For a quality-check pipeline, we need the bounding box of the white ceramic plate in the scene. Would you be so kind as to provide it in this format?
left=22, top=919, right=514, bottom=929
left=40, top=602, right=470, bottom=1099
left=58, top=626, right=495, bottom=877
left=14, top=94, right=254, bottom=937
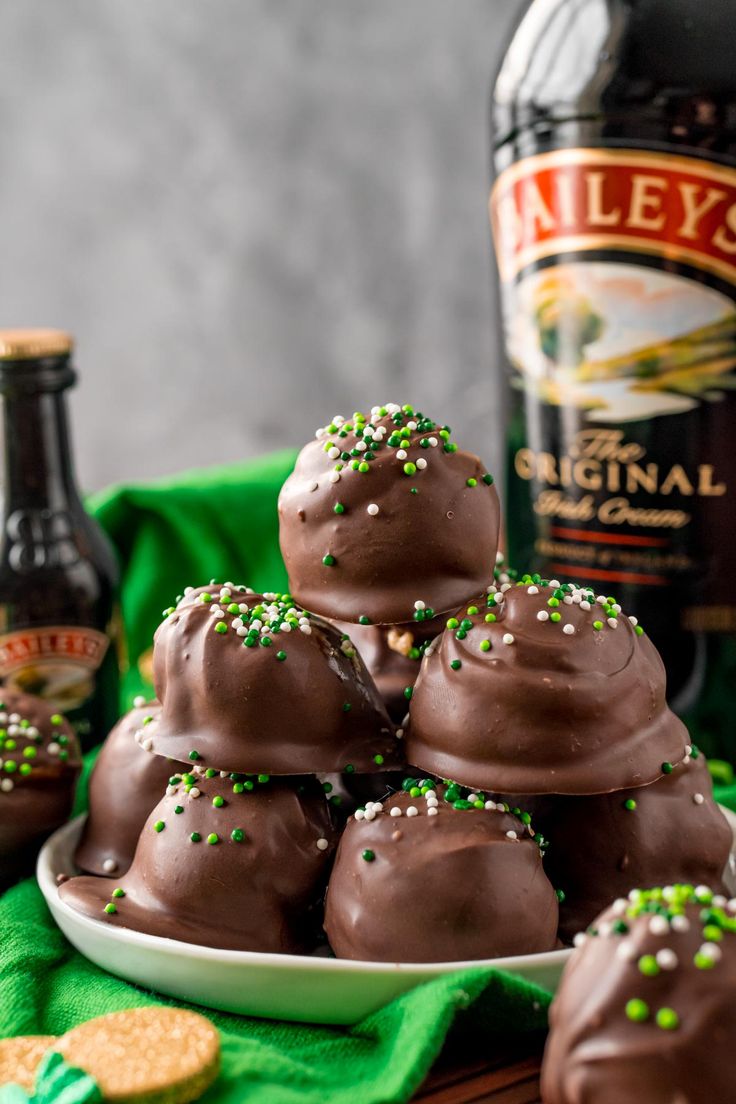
left=37, top=811, right=736, bottom=1026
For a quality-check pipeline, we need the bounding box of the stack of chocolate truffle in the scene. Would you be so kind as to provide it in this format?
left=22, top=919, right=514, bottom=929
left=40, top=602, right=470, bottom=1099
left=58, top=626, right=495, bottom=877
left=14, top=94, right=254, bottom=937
left=62, top=584, right=402, bottom=952
left=406, top=573, right=732, bottom=942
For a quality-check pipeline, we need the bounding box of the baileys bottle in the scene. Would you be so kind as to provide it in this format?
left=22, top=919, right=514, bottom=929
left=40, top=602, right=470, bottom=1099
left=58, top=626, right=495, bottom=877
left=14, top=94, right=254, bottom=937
left=491, top=0, right=736, bottom=760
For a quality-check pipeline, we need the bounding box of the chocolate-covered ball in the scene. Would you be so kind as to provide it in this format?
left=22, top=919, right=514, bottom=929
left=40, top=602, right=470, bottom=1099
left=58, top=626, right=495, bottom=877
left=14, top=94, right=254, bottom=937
left=541, top=885, right=736, bottom=1104
left=324, top=784, right=558, bottom=962
left=331, top=618, right=441, bottom=723
left=278, top=403, right=500, bottom=624
left=509, top=751, right=733, bottom=943
left=407, top=576, right=689, bottom=794
left=0, top=689, right=81, bottom=886
left=60, top=773, right=340, bottom=953
left=74, top=701, right=174, bottom=877
left=149, top=585, right=402, bottom=775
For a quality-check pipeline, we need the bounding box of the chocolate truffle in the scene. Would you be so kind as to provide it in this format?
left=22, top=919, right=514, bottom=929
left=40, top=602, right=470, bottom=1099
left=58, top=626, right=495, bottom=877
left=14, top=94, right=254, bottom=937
left=60, top=773, right=339, bottom=953
left=331, top=618, right=441, bottom=722
left=407, top=576, right=689, bottom=794
left=74, top=700, right=174, bottom=877
left=278, top=403, right=500, bottom=624
left=149, top=585, right=402, bottom=775
left=510, top=751, right=733, bottom=943
left=0, top=689, right=81, bottom=886
left=541, top=885, right=736, bottom=1104
left=324, top=782, right=558, bottom=962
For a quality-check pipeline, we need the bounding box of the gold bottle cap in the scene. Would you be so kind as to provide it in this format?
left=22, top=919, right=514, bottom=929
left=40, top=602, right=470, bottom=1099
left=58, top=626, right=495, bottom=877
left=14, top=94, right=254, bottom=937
left=0, top=329, right=73, bottom=360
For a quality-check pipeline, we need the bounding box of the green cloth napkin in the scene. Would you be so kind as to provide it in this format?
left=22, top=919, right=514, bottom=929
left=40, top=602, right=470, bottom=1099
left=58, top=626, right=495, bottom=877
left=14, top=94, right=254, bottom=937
left=0, top=453, right=553, bottom=1104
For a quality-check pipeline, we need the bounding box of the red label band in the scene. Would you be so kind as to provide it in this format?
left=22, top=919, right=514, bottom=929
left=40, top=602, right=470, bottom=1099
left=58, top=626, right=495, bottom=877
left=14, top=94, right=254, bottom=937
left=0, top=626, right=110, bottom=676
left=491, top=149, right=736, bottom=285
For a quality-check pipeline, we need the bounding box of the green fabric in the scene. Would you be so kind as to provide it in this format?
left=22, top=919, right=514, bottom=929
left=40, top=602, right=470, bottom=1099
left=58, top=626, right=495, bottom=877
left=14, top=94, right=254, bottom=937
left=0, top=1052, right=102, bottom=1104
left=0, top=453, right=733, bottom=1102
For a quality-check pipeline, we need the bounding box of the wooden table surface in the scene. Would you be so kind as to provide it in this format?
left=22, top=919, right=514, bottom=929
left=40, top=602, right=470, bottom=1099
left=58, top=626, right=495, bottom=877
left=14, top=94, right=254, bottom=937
left=414, top=1037, right=544, bottom=1103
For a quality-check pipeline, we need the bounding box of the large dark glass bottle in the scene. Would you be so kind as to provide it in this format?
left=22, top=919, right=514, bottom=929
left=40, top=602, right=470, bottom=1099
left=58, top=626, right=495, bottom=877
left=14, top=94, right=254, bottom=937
left=491, top=0, right=736, bottom=761
left=0, top=330, right=120, bottom=749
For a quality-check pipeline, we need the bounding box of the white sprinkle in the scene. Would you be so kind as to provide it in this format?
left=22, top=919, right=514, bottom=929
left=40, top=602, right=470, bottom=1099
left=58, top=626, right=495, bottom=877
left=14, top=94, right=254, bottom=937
left=414, top=600, right=426, bottom=610
left=612, top=603, right=622, bottom=613
left=395, top=727, right=404, bottom=739
left=367, top=503, right=380, bottom=516
left=649, top=916, right=669, bottom=935
left=573, top=933, right=587, bottom=948
left=484, top=800, right=497, bottom=810
left=407, top=421, right=417, bottom=431
left=502, top=633, right=515, bottom=645
left=528, top=586, right=538, bottom=595
left=607, top=618, right=618, bottom=629
left=563, top=595, right=574, bottom=605
left=713, top=895, right=727, bottom=908
left=133, top=695, right=146, bottom=708
left=390, top=807, right=402, bottom=817
left=0, top=779, right=13, bottom=793
left=537, top=610, right=549, bottom=622
left=693, top=792, right=705, bottom=805
left=699, top=942, right=722, bottom=961
left=428, top=437, right=438, bottom=447
left=396, top=449, right=407, bottom=461
left=184, top=587, right=194, bottom=596
left=316, top=838, right=329, bottom=851
left=406, top=807, right=418, bottom=817
left=7, top=725, right=19, bottom=737
left=426, top=797, right=438, bottom=808
left=47, top=742, right=60, bottom=756
left=416, top=458, right=427, bottom=470
left=102, top=858, right=117, bottom=873
left=505, top=830, right=518, bottom=840
left=611, top=899, right=628, bottom=916
left=166, top=784, right=177, bottom=796
left=580, top=600, right=591, bottom=611
left=629, top=616, right=638, bottom=626
left=671, top=915, right=690, bottom=933
left=427, top=807, right=438, bottom=817
left=220, top=771, right=229, bottom=778
left=300, top=625, right=312, bottom=635
left=231, top=618, right=243, bottom=630
left=239, top=603, right=249, bottom=614
left=8, top=714, right=20, bottom=724
left=328, top=447, right=340, bottom=460
left=656, top=949, right=678, bottom=971
left=727, top=899, right=736, bottom=913
left=695, top=885, right=711, bottom=900
left=468, top=794, right=479, bottom=804
left=355, top=440, right=367, bottom=452
left=617, top=940, right=637, bottom=962
left=363, top=809, right=376, bottom=821
left=308, top=481, right=318, bottom=492
left=548, top=580, right=560, bottom=589
left=189, top=787, right=200, bottom=799
left=354, top=809, right=365, bottom=821
left=562, top=624, right=575, bottom=635
left=329, top=472, right=341, bottom=483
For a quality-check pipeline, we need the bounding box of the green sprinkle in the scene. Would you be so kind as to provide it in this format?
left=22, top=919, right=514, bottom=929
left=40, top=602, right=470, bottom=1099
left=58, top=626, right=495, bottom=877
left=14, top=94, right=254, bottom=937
left=403, top=462, right=417, bottom=476
left=104, top=903, right=117, bottom=915
left=635, top=625, right=644, bottom=635
left=662, top=762, right=674, bottom=774
left=482, top=473, right=494, bottom=485
left=153, top=820, right=165, bottom=833
left=485, top=613, right=497, bottom=623
left=112, top=888, right=125, bottom=898
left=214, top=621, right=227, bottom=634
left=656, top=1008, right=679, bottom=1031
left=231, top=829, right=245, bottom=843
left=358, top=461, right=369, bottom=473
left=638, top=955, right=660, bottom=977
left=19, top=763, right=32, bottom=776
left=342, top=702, right=352, bottom=712
left=626, top=999, right=649, bottom=1023
left=450, top=659, right=462, bottom=671
left=190, top=832, right=202, bottom=843
left=232, top=783, right=244, bottom=794
left=624, top=799, right=637, bottom=811
left=205, top=768, right=217, bottom=778
left=174, top=805, right=184, bottom=814
left=556, top=889, right=566, bottom=903
left=480, top=639, right=491, bottom=652
left=276, top=650, right=287, bottom=661
left=404, top=687, right=413, bottom=700
left=344, top=764, right=355, bottom=774
left=188, top=750, right=200, bottom=761
left=373, top=754, right=384, bottom=765
left=22, top=746, right=37, bottom=759
left=258, top=774, right=270, bottom=783
left=446, top=618, right=459, bottom=630
left=550, top=612, right=561, bottom=622
left=593, top=621, right=603, bottom=631
left=322, top=554, right=336, bottom=566
left=358, top=615, right=371, bottom=625
left=213, top=795, right=225, bottom=808
left=333, top=503, right=345, bottom=514
left=694, top=953, right=716, bottom=970
left=466, top=478, right=477, bottom=487
left=207, top=833, right=219, bottom=845
left=362, top=850, right=375, bottom=862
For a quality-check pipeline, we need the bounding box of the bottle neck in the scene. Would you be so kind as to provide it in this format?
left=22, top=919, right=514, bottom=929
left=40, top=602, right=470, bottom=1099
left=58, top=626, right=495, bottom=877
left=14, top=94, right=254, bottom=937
left=2, top=387, right=81, bottom=512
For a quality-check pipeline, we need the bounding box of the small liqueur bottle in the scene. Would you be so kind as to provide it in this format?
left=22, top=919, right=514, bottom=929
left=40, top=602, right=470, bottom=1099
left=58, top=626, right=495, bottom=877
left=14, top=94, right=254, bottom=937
left=0, top=330, right=120, bottom=749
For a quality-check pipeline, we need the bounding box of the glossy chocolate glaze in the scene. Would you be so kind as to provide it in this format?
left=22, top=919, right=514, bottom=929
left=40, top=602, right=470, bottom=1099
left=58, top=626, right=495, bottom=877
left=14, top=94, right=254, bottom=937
left=501, top=752, right=732, bottom=943
left=278, top=404, right=500, bottom=624
left=541, top=886, right=736, bottom=1104
left=61, top=774, right=340, bottom=953
left=324, top=785, right=558, bottom=962
left=0, top=688, right=80, bottom=886
left=407, top=579, right=689, bottom=794
left=149, top=586, right=402, bottom=775
left=74, top=701, right=174, bottom=877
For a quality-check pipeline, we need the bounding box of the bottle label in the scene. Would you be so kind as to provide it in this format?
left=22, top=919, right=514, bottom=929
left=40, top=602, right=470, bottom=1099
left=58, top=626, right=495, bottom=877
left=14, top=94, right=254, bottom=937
left=0, top=625, right=110, bottom=711
left=491, top=147, right=736, bottom=624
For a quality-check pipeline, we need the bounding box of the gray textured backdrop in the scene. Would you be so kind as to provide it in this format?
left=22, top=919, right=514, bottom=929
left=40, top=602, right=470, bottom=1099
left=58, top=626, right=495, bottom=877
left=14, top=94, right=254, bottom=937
left=0, top=0, right=521, bottom=490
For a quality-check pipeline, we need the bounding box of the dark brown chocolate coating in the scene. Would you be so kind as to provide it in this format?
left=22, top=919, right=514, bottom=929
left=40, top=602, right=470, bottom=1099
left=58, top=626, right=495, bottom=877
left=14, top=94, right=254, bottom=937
left=0, top=689, right=80, bottom=887
left=331, top=618, right=441, bottom=723
left=407, top=580, right=689, bottom=794
left=503, top=753, right=732, bottom=943
left=149, top=586, right=402, bottom=775
left=74, top=701, right=175, bottom=877
left=541, top=886, right=736, bottom=1103
left=60, top=774, right=340, bottom=953
left=278, top=405, right=500, bottom=624
left=324, top=786, right=559, bottom=962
